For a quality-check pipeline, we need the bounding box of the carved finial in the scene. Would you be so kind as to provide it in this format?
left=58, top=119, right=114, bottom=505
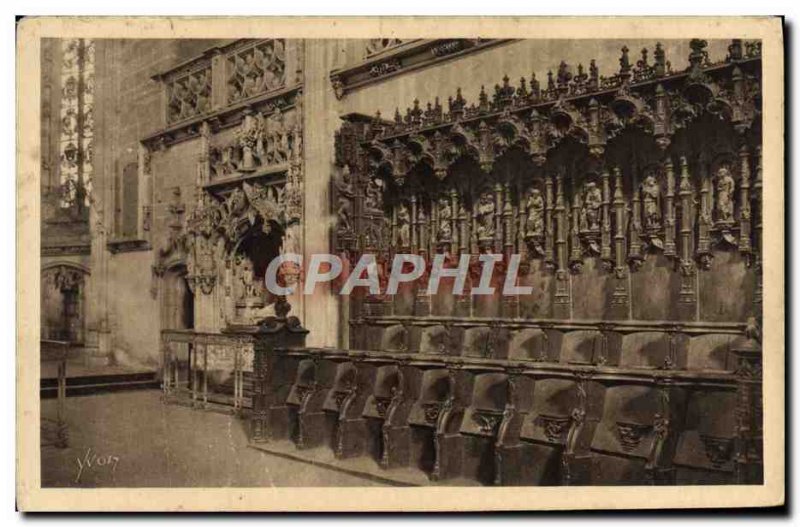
left=530, top=72, right=540, bottom=99
left=634, top=48, right=648, bottom=77
left=654, top=42, right=666, bottom=76
left=517, top=76, right=528, bottom=99
left=727, top=39, right=743, bottom=62
left=547, top=70, right=554, bottom=91
left=689, top=39, right=708, bottom=70
left=449, top=87, right=466, bottom=118
left=409, top=99, right=422, bottom=125
left=479, top=85, right=489, bottom=111
left=589, top=59, right=599, bottom=87
left=394, top=107, right=402, bottom=124
left=496, top=74, right=515, bottom=106
left=619, top=46, right=631, bottom=75
left=557, top=61, right=572, bottom=86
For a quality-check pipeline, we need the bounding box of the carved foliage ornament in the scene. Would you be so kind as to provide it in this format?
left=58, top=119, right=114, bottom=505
left=360, top=40, right=759, bottom=185
left=184, top=182, right=287, bottom=294
left=44, top=266, right=86, bottom=292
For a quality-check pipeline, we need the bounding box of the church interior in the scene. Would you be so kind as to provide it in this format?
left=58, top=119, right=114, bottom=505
left=40, top=37, right=764, bottom=487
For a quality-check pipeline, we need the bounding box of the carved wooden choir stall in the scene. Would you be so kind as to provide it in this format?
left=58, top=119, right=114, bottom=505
left=246, top=39, right=763, bottom=486
left=157, top=38, right=764, bottom=487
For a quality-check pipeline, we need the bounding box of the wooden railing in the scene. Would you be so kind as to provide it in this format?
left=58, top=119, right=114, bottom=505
left=40, top=339, right=75, bottom=448
left=160, top=329, right=256, bottom=414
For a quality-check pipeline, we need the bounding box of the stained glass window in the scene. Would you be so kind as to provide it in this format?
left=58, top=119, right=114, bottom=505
left=58, top=39, right=94, bottom=209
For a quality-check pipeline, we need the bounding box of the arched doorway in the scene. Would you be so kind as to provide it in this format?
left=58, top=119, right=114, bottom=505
left=41, top=264, right=88, bottom=343
left=160, top=263, right=195, bottom=394
left=162, top=263, right=194, bottom=331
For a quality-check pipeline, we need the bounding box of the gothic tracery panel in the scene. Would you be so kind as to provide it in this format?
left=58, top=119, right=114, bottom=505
left=226, top=39, right=286, bottom=104
left=166, top=63, right=212, bottom=124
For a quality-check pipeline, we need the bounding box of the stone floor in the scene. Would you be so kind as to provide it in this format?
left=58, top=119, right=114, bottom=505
left=41, top=357, right=154, bottom=379
left=40, top=390, right=384, bottom=487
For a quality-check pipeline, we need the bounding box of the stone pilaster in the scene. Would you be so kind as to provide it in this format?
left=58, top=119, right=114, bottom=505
left=83, top=39, right=113, bottom=366
left=301, top=39, right=342, bottom=347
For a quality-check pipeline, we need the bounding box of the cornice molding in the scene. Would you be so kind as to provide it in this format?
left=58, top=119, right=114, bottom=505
left=329, top=39, right=514, bottom=100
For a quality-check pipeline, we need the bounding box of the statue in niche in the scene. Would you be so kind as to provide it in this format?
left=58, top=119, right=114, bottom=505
left=475, top=190, right=496, bottom=241
left=187, top=234, right=222, bottom=295
left=238, top=257, right=262, bottom=300
left=641, top=172, right=662, bottom=230
left=437, top=197, right=453, bottom=242
left=525, top=188, right=545, bottom=238
left=335, top=167, right=354, bottom=233
left=579, top=181, right=602, bottom=232
left=235, top=112, right=264, bottom=172
left=242, top=181, right=283, bottom=235
left=226, top=187, right=248, bottom=218
left=715, top=165, right=736, bottom=225
left=396, top=203, right=411, bottom=248
left=364, top=177, right=384, bottom=212
left=265, top=111, right=290, bottom=166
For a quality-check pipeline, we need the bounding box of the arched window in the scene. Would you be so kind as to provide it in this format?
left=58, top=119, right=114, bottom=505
left=58, top=39, right=94, bottom=211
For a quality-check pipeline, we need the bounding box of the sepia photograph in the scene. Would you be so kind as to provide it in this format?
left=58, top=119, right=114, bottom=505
left=16, top=16, right=785, bottom=511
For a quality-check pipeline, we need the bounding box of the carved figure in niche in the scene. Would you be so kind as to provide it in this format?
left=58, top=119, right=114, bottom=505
left=242, top=181, right=283, bottom=235
left=235, top=113, right=265, bottom=172
left=641, top=172, right=662, bottom=230
left=239, top=258, right=261, bottom=298
left=234, top=255, right=261, bottom=300
left=194, top=237, right=217, bottom=275
left=264, top=111, right=289, bottom=166
left=580, top=181, right=602, bottom=232
left=187, top=233, right=222, bottom=294
left=715, top=165, right=736, bottom=225
left=475, top=190, right=496, bottom=241
left=525, top=188, right=545, bottom=238
left=364, top=177, right=384, bottom=212
left=396, top=203, right=411, bottom=248
left=437, top=197, right=453, bottom=242
left=335, top=167, right=355, bottom=233
left=225, top=187, right=249, bottom=218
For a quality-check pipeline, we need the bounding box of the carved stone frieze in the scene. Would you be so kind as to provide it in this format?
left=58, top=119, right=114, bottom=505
left=209, top=108, right=299, bottom=180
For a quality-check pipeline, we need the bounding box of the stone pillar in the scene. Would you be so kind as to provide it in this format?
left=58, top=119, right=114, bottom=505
left=301, top=39, right=342, bottom=347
